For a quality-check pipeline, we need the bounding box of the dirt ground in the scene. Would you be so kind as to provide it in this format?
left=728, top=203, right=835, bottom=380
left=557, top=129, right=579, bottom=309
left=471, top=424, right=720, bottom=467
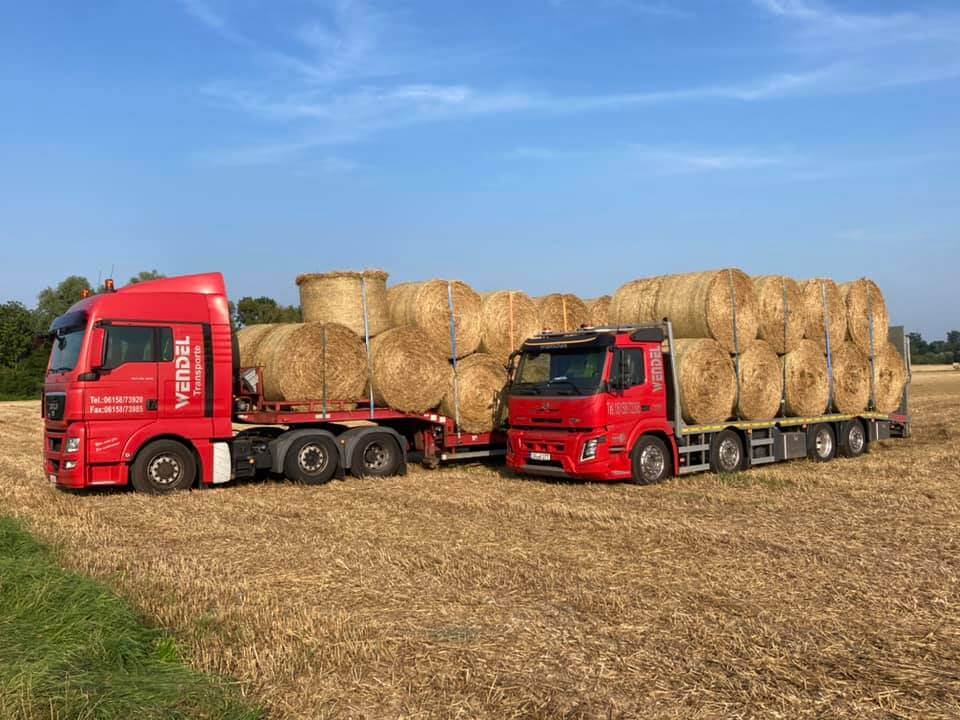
left=1, top=372, right=958, bottom=719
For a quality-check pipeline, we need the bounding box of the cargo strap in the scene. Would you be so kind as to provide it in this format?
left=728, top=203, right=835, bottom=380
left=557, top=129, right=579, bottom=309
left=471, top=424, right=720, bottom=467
left=321, top=325, right=328, bottom=418
left=447, top=281, right=462, bottom=433
left=727, top=270, right=742, bottom=419
left=821, top=281, right=834, bottom=411
left=781, top=278, right=789, bottom=414
left=508, top=291, right=516, bottom=351
left=561, top=295, right=568, bottom=332
left=867, top=280, right=877, bottom=411
left=361, top=276, right=374, bottom=419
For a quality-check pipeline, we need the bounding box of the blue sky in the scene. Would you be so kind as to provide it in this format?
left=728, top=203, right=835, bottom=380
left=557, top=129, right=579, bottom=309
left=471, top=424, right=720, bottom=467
left=1, top=0, right=957, bottom=338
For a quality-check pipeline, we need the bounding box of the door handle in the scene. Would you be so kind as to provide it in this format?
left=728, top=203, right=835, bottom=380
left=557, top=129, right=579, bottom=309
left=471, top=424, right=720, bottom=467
left=147, top=399, right=158, bottom=411
left=641, top=405, right=650, bottom=411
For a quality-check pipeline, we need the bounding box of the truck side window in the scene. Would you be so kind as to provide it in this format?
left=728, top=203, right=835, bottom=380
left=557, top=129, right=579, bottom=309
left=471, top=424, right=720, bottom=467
left=611, top=349, right=645, bottom=388
left=103, top=326, right=168, bottom=369
left=158, top=328, right=174, bottom=362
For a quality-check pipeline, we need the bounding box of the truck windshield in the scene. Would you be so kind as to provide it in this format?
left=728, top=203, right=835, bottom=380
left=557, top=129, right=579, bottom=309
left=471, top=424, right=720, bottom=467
left=48, top=326, right=86, bottom=374
left=512, top=347, right=607, bottom=396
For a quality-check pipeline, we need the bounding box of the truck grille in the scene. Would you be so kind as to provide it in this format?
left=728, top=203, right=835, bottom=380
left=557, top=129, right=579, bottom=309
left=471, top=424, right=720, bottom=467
left=45, top=393, right=66, bottom=421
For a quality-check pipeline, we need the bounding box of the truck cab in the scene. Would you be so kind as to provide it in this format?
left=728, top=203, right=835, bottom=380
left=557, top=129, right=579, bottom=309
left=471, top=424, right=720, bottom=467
left=506, top=326, right=676, bottom=482
left=43, top=273, right=235, bottom=491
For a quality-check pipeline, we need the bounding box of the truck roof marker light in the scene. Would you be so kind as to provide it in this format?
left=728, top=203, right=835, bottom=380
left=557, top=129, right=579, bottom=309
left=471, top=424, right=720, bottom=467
left=80, top=289, right=91, bottom=299
left=104, top=278, right=115, bottom=292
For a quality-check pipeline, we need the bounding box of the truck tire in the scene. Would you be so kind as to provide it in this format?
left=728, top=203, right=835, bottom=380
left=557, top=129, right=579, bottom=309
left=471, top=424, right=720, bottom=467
left=838, top=419, right=867, bottom=458
left=351, top=432, right=402, bottom=478
left=131, top=439, right=196, bottom=494
left=284, top=435, right=339, bottom=485
left=807, top=423, right=836, bottom=462
left=630, top=436, right=672, bottom=485
left=710, top=430, right=744, bottom=474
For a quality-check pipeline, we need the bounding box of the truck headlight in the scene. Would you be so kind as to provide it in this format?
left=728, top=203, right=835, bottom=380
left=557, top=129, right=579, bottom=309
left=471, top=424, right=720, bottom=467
left=65, top=438, right=81, bottom=453
left=63, top=460, right=77, bottom=470
left=581, top=436, right=605, bottom=461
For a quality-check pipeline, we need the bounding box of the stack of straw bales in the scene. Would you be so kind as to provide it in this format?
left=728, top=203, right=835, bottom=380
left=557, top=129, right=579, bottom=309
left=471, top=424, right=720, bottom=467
left=242, top=264, right=906, bottom=431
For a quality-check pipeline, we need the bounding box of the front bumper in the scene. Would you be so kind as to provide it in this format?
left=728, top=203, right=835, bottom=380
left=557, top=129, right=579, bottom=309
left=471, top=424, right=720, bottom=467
left=44, top=423, right=86, bottom=489
left=506, top=429, right=626, bottom=481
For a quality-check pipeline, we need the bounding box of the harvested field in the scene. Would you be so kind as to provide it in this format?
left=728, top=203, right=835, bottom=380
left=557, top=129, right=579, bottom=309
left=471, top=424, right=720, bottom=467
left=1, top=372, right=959, bottom=719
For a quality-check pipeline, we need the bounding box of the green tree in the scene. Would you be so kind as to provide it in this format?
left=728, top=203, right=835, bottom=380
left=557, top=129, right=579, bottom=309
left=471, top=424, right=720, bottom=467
left=35, top=276, right=92, bottom=332
left=0, top=302, right=36, bottom=368
left=234, top=296, right=301, bottom=326
left=947, top=330, right=960, bottom=348
left=127, top=270, right=165, bottom=285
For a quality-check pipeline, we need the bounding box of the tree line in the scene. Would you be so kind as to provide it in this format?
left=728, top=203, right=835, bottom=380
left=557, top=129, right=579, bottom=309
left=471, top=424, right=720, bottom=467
left=0, top=273, right=300, bottom=399
left=908, top=331, right=960, bottom=365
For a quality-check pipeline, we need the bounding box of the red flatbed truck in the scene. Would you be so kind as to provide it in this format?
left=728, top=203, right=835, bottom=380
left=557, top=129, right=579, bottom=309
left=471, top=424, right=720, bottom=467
left=505, top=322, right=911, bottom=483
left=42, top=272, right=504, bottom=493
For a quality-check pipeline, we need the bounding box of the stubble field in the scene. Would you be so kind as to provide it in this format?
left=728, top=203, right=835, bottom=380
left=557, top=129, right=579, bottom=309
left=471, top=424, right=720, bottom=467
left=1, top=370, right=958, bottom=719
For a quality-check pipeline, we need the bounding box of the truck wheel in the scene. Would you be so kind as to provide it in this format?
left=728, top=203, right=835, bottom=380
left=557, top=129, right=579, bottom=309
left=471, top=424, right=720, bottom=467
left=839, top=420, right=867, bottom=458
left=807, top=423, right=836, bottom=462
left=131, top=439, right=196, bottom=494
left=352, top=433, right=402, bottom=478
left=710, top=430, right=744, bottom=474
left=630, top=436, right=672, bottom=485
left=284, top=435, right=338, bottom=485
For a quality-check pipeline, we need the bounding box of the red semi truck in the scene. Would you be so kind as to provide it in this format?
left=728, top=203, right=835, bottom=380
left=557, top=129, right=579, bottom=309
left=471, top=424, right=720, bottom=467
left=505, top=323, right=911, bottom=483
left=42, top=272, right=910, bottom=492
left=42, top=273, right=503, bottom=493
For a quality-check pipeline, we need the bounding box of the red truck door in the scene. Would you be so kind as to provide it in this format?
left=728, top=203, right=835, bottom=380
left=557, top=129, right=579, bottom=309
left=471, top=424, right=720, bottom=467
left=84, top=324, right=167, bottom=466
left=158, top=324, right=207, bottom=418
left=605, top=345, right=657, bottom=452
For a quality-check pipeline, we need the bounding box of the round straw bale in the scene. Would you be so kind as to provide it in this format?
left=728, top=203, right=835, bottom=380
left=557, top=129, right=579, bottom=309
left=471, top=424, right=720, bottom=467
left=832, top=341, right=871, bottom=414
left=536, top=294, right=588, bottom=333
left=585, top=296, right=612, bottom=326
left=237, top=324, right=279, bottom=367
left=839, top=278, right=889, bottom=352
left=387, top=280, right=482, bottom=358
left=258, top=324, right=301, bottom=401
left=479, top=291, right=541, bottom=363
left=669, top=338, right=736, bottom=425
left=780, top=339, right=829, bottom=417
left=608, top=278, right=662, bottom=326
left=873, top=341, right=908, bottom=413
left=442, top=353, right=508, bottom=433
left=655, top=270, right=759, bottom=353
left=752, top=275, right=804, bottom=354
left=369, top=327, right=452, bottom=413
left=736, top=340, right=782, bottom=421
left=800, top=279, right=847, bottom=353
left=296, top=270, right=391, bottom=337
left=260, top=322, right=366, bottom=405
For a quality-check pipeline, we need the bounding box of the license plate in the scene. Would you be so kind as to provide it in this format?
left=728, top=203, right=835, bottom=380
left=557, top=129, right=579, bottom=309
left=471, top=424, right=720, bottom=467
left=530, top=452, right=551, bottom=461
left=48, top=474, right=57, bottom=484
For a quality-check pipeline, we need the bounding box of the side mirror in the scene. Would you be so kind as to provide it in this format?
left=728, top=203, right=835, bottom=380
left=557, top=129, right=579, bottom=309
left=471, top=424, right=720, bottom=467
left=88, top=327, right=106, bottom=371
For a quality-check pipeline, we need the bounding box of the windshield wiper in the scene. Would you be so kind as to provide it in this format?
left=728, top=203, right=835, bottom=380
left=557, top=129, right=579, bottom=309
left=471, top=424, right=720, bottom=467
left=546, top=379, right=582, bottom=395
left=511, top=383, right=542, bottom=395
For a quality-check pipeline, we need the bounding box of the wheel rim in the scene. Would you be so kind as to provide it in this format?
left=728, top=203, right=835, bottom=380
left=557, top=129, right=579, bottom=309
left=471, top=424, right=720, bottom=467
left=640, top=445, right=664, bottom=480
left=148, top=454, right=183, bottom=487
left=297, top=443, right=328, bottom=475
left=816, top=429, right=834, bottom=458
left=848, top=424, right=865, bottom=454
left=363, top=441, right=390, bottom=471
left=719, top=437, right=741, bottom=471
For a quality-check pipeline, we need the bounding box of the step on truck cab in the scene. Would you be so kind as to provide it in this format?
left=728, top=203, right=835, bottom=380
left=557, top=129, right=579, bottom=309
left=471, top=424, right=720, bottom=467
left=43, top=272, right=504, bottom=493
left=505, top=322, right=910, bottom=483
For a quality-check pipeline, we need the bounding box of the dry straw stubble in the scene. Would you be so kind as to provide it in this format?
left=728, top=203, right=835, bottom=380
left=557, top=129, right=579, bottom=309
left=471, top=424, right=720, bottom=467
left=479, top=291, right=541, bottom=363
left=369, top=327, right=452, bottom=413
left=736, top=340, right=782, bottom=421
left=441, top=353, right=508, bottom=433
left=670, top=338, right=736, bottom=424
left=752, top=275, right=804, bottom=354
left=800, top=278, right=847, bottom=352
left=655, top=270, right=759, bottom=353
left=781, top=338, right=829, bottom=416
left=840, top=278, right=889, bottom=352
left=536, top=294, right=588, bottom=333
left=608, top=278, right=661, bottom=326
left=297, top=270, right=391, bottom=338
left=388, top=280, right=482, bottom=358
